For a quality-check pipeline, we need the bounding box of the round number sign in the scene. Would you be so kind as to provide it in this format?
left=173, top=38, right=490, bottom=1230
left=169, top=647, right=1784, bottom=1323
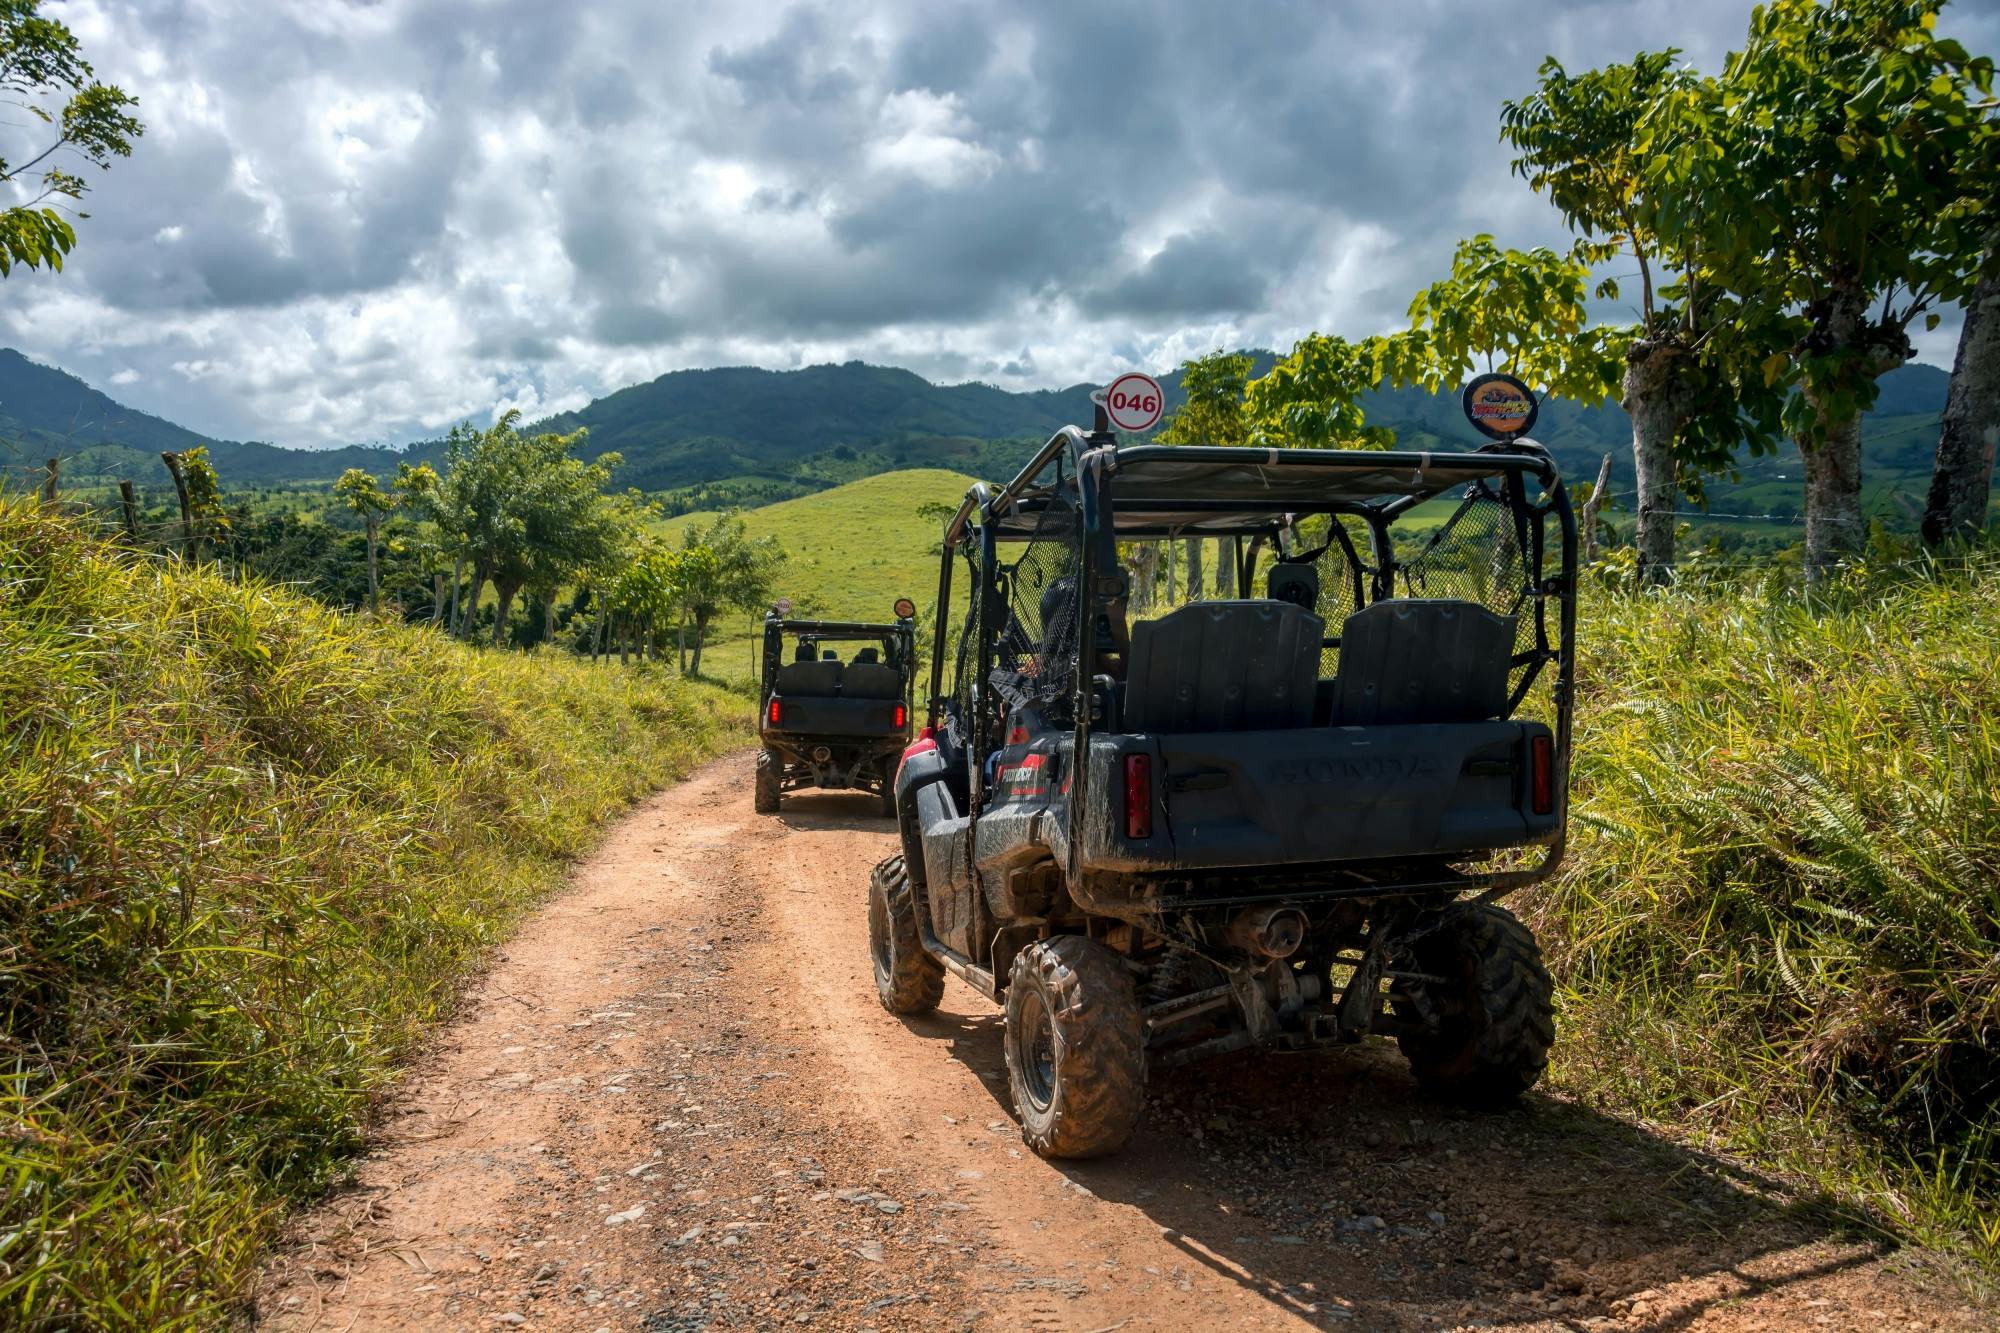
left=1461, top=373, right=1539, bottom=441
left=774, top=598, right=792, bottom=613
left=1103, top=372, right=1165, bottom=433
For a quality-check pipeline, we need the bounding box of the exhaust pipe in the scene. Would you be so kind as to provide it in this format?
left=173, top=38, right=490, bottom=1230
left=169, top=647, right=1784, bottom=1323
left=1228, top=906, right=1306, bottom=959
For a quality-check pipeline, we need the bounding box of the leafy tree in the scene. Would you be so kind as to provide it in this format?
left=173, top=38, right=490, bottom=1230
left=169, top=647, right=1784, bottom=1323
left=1678, top=0, right=1994, bottom=576
left=676, top=512, right=783, bottom=676
left=333, top=467, right=399, bottom=614
left=1501, top=56, right=1783, bottom=583
left=1, top=0, right=143, bottom=276
left=1244, top=334, right=1405, bottom=450
left=1157, top=351, right=1256, bottom=599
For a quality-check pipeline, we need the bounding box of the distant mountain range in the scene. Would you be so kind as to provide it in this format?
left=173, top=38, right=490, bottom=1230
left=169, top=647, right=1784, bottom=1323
left=1, top=345, right=1952, bottom=505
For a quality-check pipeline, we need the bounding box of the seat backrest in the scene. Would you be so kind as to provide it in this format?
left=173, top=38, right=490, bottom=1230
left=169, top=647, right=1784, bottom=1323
left=844, top=662, right=903, bottom=700
left=1330, top=599, right=1515, bottom=725
left=775, top=660, right=843, bottom=698
left=1124, top=600, right=1322, bottom=734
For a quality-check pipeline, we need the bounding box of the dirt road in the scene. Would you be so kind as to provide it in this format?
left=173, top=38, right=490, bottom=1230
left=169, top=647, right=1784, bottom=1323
left=259, top=752, right=1983, bottom=1331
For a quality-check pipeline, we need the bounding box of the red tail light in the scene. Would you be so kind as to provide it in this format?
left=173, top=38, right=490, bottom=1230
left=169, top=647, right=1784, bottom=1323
left=893, top=704, right=907, bottom=729
left=1124, top=754, right=1153, bottom=839
left=767, top=697, right=782, bottom=726
left=1529, top=734, right=1554, bottom=815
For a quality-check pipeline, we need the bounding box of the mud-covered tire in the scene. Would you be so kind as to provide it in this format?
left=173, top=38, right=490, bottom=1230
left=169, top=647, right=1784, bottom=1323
left=1004, top=936, right=1147, bottom=1159
left=1395, top=903, right=1555, bottom=1105
left=868, top=855, right=944, bottom=1015
left=754, top=748, right=782, bottom=814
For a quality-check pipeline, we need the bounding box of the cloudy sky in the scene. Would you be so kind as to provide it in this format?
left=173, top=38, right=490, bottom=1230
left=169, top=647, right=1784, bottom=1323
left=4, top=0, right=1993, bottom=449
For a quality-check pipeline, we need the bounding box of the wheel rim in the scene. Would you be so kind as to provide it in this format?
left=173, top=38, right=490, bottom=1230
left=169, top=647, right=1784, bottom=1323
left=1012, top=987, right=1058, bottom=1112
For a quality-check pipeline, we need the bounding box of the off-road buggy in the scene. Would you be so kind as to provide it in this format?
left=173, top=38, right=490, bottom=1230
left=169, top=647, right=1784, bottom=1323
left=870, top=390, right=1576, bottom=1158
left=756, top=603, right=918, bottom=816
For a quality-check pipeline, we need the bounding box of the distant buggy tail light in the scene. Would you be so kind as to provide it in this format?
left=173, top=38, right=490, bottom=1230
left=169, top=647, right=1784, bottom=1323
left=1124, top=754, right=1153, bottom=839
left=767, top=697, right=782, bottom=727
left=893, top=703, right=907, bottom=729
left=1529, top=733, right=1554, bottom=816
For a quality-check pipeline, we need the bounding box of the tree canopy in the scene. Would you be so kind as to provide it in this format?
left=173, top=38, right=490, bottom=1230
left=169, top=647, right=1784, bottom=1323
left=0, top=0, right=143, bottom=276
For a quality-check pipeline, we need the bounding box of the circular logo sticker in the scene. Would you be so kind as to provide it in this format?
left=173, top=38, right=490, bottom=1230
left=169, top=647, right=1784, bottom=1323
left=1103, top=372, right=1165, bottom=433
left=1461, top=373, right=1539, bottom=441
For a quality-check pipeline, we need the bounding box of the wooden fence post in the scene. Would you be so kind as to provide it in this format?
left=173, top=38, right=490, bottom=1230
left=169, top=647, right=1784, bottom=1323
left=1581, top=452, right=1613, bottom=564
left=42, top=457, right=59, bottom=505
left=119, top=480, right=140, bottom=543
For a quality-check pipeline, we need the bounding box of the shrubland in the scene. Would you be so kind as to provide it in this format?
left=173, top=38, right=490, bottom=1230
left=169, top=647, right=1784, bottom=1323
left=1539, top=555, right=1999, bottom=1268
left=0, top=497, right=747, bottom=1327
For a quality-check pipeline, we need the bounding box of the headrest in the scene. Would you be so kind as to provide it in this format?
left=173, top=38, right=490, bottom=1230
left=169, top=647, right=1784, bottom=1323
left=794, top=643, right=814, bottom=662
left=853, top=647, right=880, bottom=664
left=1268, top=562, right=1319, bottom=610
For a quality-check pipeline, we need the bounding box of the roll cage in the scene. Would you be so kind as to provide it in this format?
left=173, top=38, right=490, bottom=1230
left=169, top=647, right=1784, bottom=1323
left=924, top=422, right=1579, bottom=894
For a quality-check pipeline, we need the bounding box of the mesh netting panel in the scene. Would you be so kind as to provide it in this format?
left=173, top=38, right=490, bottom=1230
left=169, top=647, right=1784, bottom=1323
left=1393, top=481, right=1550, bottom=719
left=990, top=500, right=1083, bottom=714
left=1305, top=514, right=1376, bottom=676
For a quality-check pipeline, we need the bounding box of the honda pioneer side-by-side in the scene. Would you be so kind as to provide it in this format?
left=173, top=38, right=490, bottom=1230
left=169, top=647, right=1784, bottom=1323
left=756, top=602, right=918, bottom=816
left=870, top=378, right=1576, bottom=1158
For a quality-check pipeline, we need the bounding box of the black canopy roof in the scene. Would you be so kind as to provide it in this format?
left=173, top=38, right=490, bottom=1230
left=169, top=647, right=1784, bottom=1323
left=984, top=442, right=1558, bottom=540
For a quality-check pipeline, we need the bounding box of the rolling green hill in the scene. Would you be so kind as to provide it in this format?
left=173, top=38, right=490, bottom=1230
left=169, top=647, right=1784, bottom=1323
left=1, top=346, right=1966, bottom=539
left=658, top=468, right=973, bottom=683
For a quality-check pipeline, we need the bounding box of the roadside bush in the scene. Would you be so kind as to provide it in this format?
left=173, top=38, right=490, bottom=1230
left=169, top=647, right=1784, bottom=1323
left=0, top=497, right=746, bottom=1327
left=1537, top=556, right=2000, bottom=1263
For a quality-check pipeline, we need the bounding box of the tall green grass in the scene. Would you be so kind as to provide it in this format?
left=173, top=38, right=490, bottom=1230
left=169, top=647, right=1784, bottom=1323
left=1537, top=557, right=2000, bottom=1265
left=0, top=497, right=748, bottom=1328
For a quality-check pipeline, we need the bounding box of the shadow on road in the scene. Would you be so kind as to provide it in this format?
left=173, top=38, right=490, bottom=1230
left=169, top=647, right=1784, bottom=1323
left=772, top=791, right=898, bottom=835
left=895, top=999, right=1882, bottom=1327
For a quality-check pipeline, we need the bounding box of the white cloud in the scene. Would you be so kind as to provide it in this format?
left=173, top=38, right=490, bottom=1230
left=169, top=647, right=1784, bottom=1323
left=1, top=0, right=1988, bottom=448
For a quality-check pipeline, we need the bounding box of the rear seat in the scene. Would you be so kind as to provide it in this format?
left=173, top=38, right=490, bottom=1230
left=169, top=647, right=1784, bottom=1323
left=775, top=659, right=842, bottom=697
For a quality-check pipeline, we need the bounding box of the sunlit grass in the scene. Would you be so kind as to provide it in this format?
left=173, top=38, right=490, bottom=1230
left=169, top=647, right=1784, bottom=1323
left=1532, top=557, right=2000, bottom=1273
left=0, top=495, right=749, bottom=1327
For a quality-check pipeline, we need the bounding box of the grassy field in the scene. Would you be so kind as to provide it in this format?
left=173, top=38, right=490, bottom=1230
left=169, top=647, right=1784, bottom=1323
left=0, top=496, right=750, bottom=1328
left=660, top=467, right=975, bottom=684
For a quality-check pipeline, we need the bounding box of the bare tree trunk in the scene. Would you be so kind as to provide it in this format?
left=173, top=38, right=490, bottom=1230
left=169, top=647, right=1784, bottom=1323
left=364, top=516, right=380, bottom=613
left=1165, top=540, right=1177, bottom=604
left=1581, top=453, right=1613, bottom=564
left=689, top=610, right=710, bottom=676
left=462, top=569, right=488, bottom=641
left=1923, top=249, right=1999, bottom=547
left=160, top=452, right=195, bottom=560
left=1798, top=410, right=1869, bottom=580
left=448, top=554, right=466, bottom=631
left=617, top=615, right=629, bottom=666
left=1185, top=538, right=1204, bottom=602
left=678, top=623, right=687, bottom=673
left=1624, top=340, right=1688, bottom=586
left=492, top=584, right=516, bottom=647
left=544, top=595, right=557, bottom=647
left=42, top=457, right=58, bottom=505
left=119, top=480, right=139, bottom=544
left=431, top=573, right=446, bottom=623
left=1798, top=290, right=1901, bottom=581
